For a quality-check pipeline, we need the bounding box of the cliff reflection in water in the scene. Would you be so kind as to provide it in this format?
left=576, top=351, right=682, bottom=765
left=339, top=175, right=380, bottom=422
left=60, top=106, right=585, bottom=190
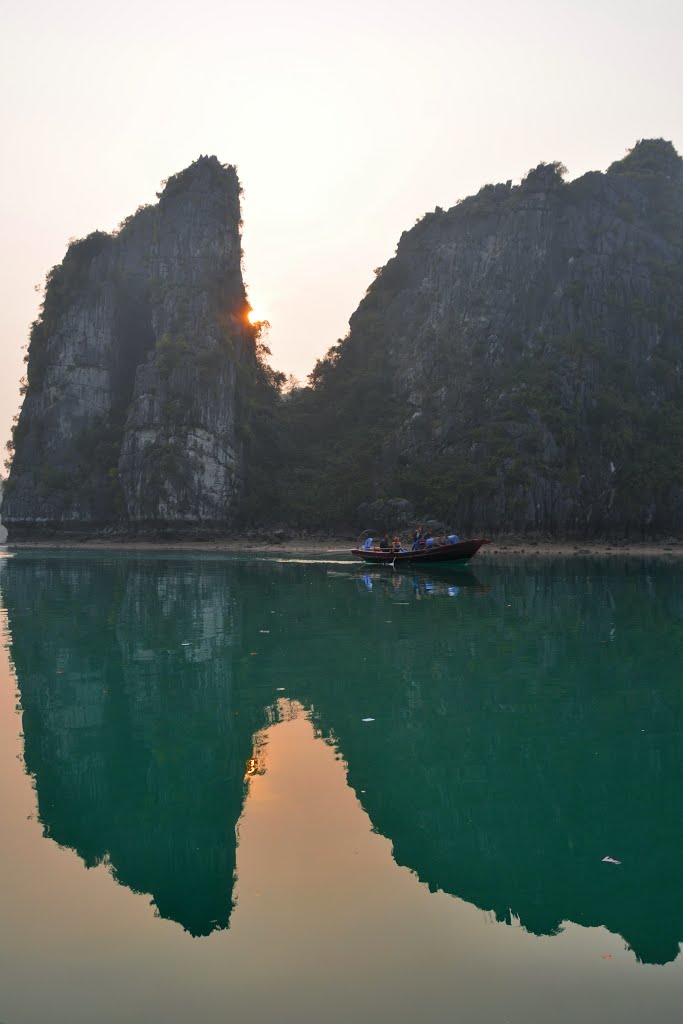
left=2, top=556, right=269, bottom=936
left=2, top=553, right=683, bottom=962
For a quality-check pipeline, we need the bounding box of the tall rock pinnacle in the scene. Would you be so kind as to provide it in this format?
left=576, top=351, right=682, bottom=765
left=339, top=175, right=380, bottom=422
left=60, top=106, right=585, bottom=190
left=4, top=157, right=253, bottom=532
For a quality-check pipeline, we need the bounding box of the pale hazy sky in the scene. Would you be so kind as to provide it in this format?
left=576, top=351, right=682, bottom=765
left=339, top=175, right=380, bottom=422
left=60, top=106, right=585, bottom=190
left=1, top=0, right=681, bottom=459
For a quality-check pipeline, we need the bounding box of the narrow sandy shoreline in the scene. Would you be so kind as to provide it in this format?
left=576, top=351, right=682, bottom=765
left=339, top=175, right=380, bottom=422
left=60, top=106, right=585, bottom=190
left=4, top=537, right=683, bottom=559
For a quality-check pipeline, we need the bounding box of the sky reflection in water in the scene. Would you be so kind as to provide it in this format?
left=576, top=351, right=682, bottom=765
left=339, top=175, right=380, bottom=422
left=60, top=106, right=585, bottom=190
left=0, top=551, right=682, bottom=1023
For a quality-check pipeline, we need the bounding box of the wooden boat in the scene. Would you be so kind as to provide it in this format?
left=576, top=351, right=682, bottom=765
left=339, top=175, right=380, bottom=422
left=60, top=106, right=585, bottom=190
left=351, top=538, right=490, bottom=565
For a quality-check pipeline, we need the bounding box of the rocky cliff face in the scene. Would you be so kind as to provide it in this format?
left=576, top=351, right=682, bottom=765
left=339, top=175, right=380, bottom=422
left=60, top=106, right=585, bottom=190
left=4, top=157, right=253, bottom=532
left=6, top=141, right=683, bottom=538
left=288, top=139, right=683, bottom=536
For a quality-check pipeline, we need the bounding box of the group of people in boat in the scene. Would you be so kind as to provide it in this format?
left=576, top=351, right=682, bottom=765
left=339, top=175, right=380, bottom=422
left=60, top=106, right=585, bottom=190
left=362, top=526, right=460, bottom=553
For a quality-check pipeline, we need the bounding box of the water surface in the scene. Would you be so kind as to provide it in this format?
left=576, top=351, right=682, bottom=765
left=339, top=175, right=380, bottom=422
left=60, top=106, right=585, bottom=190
left=0, top=551, right=682, bottom=1022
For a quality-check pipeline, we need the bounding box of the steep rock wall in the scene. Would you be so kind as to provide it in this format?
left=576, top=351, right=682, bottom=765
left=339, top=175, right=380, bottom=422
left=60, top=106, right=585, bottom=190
left=4, top=157, right=251, bottom=531
left=6, top=140, right=683, bottom=538
left=289, top=140, right=683, bottom=536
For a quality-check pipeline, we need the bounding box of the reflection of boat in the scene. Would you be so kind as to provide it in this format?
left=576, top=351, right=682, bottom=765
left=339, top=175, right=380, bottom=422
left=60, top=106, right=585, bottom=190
left=351, top=538, right=490, bottom=565
left=357, top=568, right=490, bottom=596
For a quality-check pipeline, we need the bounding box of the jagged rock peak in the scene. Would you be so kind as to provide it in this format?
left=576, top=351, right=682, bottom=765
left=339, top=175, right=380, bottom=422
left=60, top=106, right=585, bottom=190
left=520, top=161, right=568, bottom=191
left=3, top=153, right=255, bottom=533
left=157, top=155, right=241, bottom=203
left=608, top=138, right=682, bottom=179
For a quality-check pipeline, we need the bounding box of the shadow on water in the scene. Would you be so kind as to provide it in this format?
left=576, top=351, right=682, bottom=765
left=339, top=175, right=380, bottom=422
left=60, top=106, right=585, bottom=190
left=1, top=552, right=682, bottom=962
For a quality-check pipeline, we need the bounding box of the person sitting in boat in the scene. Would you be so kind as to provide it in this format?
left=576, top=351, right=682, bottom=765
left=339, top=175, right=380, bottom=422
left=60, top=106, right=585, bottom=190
left=379, top=534, right=391, bottom=550
left=412, top=527, right=425, bottom=551
left=392, top=535, right=404, bottom=553
left=446, top=533, right=460, bottom=544
left=424, top=532, right=438, bottom=548
left=363, top=536, right=374, bottom=551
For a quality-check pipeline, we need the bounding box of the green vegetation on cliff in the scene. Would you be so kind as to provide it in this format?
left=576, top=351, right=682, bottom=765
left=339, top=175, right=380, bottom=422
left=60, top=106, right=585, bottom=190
left=265, top=139, right=683, bottom=537
left=5, top=140, right=683, bottom=537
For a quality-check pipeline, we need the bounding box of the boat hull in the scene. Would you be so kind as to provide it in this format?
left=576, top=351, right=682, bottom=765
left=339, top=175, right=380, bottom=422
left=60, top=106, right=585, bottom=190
left=351, top=538, right=490, bottom=565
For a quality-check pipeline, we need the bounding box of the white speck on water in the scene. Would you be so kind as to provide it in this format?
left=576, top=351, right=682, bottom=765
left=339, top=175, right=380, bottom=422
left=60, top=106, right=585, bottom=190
left=181, top=642, right=190, bottom=646
left=259, top=630, right=270, bottom=634
left=362, top=718, right=375, bottom=722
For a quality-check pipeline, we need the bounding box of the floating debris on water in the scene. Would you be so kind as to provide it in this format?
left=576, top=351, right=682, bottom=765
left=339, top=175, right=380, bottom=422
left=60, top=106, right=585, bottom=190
left=602, top=856, right=621, bottom=865
left=362, top=717, right=375, bottom=722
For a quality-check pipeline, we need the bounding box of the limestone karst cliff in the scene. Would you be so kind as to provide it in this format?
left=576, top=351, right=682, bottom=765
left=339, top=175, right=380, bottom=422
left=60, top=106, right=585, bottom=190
left=3, top=156, right=260, bottom=532
left=282, top=139, right=683, bottom=536
left=5, top=140, right=683, bottom=537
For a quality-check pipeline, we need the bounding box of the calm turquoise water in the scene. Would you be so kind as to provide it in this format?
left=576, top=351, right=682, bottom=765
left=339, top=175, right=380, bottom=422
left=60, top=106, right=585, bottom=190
left=0, top=551, right=682, bottom=1022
